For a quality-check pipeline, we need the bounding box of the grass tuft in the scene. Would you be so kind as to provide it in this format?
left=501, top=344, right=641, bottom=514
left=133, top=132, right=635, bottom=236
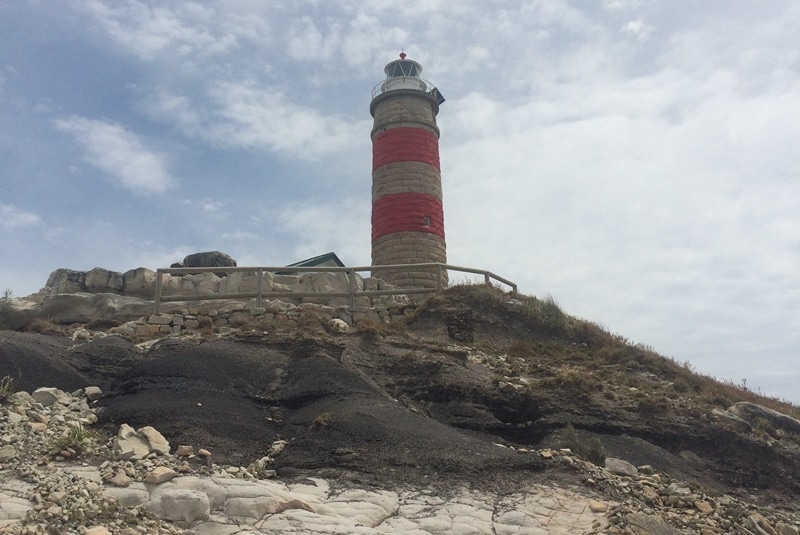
left=561, top=422, right=607, bottom=466
left=0, top=375, right=16, bottom=405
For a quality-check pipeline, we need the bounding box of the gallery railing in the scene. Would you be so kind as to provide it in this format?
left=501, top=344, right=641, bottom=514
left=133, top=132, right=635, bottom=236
left=153, top=263, right=516, bottom=314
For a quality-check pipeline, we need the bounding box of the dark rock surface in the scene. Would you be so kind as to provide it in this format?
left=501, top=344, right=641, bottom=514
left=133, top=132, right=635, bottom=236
left=1, top=288, right=799, bottom=506
left=182, top=251, right=237, bottom=269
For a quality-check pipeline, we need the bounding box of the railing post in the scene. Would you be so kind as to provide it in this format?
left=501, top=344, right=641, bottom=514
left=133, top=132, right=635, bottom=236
left=154, top=269, right=163, bottom=315
left=484, top=272, right=491, bottom=285
left=437, top=264, right=443, bottom=290
left=348, top=269, right=356, bottom=307
left=256, top=268, right=263, bottom=308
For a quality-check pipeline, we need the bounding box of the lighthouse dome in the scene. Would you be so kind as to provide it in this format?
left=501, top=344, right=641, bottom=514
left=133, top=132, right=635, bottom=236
left=379, top=53, right=427, bottom=93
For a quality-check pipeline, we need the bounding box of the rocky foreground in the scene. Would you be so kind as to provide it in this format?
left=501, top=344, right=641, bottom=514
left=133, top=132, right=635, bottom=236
left=2, top=284, right=800, bottom=534
left=2, top=385, right=799, bottom=534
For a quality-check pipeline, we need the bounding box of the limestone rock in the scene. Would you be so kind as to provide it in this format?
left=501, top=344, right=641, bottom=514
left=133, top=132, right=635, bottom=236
left=109, top=470, right=134, bottom=487
left=329, top=318, right=349, bottom=332
left=605, top=457, right=639, bottom=478
left=114, top=424, right=151, bottom=460
left=139, top=426, right=170, bottom=455
left=41, top=292, right=152, bottom=324
left=32, top=387, right=69, bottom=407
left=777, top=524, right=800, bottom=535
left=728, top=402, right=800, bottom=435
left=113, top=424, right=170, bottom=460
left=712, top=407, right=753, bottom=433
left=219, top=271, right=272, bottom=295
left=44, top=268, right=86, bottom=295
left=175, top=445, right=194, bottom=457
left=146, top=489, right=211, bottom=525
left=72, top=327, right=91, bottom=341
left=0, top=444, right=17, bottom=462
left=589, top=500, right=608, bottom=512
left=84, top=386, right=103, bottom=402
left=625, top=512, right=684, bottom=534
left=746, top=513, right=779, bottom=535
left=85, top=267, right=124, bottom=294
left=145, top=466, right=177, bottom=484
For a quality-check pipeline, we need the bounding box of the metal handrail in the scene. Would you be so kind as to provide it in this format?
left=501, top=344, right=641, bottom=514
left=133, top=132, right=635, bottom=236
left=153, top=263, right=516, bottom=315
left=371, top=77, right=438, bottom=99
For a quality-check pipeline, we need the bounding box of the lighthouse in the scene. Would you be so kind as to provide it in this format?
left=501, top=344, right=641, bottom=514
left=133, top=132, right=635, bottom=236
left=370, top=53, right=447, bottom=288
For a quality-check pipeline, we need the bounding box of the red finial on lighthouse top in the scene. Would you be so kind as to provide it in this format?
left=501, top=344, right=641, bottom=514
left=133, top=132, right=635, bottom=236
left=399, top=52, right=407, bottom=60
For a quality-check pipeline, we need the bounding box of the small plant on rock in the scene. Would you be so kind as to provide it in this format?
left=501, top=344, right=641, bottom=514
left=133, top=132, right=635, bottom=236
left=24, top=317, right=64, bottom=335
left=561, top=422, right=607, bottom=466
left=0, top=375, right=16, bottom=404
left=0, top=289, right=12, bottom=329
left=312, top=412, right=332, bottom=428
left=53, top=422, right=94, bottom=457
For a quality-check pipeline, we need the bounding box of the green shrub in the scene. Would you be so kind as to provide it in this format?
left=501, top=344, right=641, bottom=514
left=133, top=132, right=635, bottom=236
left=53, top=423, right=93, bottom=456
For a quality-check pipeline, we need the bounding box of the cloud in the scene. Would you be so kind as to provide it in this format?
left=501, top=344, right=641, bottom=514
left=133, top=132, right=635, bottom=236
left=602, top=0, right=640, bottom=11
left=622, top=19, right=654, bottom=42
left=0, top=204, right=42, bottom=231
left=141, top=82, right=369, bottom=158
left=79, top=0, right=242, bottom=61
left=54, top=115, right=175, bottom=194
left=275, top=197, right=370, bottom=265
left=220, top=231, right=258, bottom=241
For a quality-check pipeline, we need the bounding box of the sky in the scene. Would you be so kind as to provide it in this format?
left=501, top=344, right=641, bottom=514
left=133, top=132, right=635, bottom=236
left=1, top=1, right=798, bottom=403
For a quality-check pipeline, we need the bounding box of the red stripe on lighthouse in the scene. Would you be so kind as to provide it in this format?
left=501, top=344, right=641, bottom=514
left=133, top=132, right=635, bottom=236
left=372, top=128, right=440, bottom=171
left=372, top=192, right=445, bottom=240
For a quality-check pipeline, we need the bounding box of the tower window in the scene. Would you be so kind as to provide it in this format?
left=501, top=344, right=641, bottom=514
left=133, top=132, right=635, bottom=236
left=424, top=216, right=431, bottom=227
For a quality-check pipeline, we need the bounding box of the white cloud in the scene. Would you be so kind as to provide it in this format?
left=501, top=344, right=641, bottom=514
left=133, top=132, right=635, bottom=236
left=142, top=82, right=369, bottom=158
left=622, top=19, right=653, bottom=42
left=276, top=197, right=370, bottom=265
left=287, top=16, right=339, bottom=61
left=221, top=231, right=258, bottom=241
left=54, top=115, right=175, bottom=194
left=0, top=204, right=42, bottom=230
left=79, top=0, right=241, bottom=61
left=603, top=0, right=640, bottom=12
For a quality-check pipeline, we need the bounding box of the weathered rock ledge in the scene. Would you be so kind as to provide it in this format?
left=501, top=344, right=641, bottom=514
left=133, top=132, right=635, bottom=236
left=2, top=386, right=799, bottom=534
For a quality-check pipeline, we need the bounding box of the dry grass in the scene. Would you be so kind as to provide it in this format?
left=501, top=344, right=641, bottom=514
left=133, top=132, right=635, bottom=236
left=23, top=318, right=64, bottom=335
left=0, top=375, right=16, bottom=404
left=435, top=283, right=800, bottom=421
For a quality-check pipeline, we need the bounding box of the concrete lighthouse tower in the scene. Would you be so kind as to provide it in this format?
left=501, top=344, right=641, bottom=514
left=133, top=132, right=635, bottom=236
left=370, top=53, right=447, bottom=288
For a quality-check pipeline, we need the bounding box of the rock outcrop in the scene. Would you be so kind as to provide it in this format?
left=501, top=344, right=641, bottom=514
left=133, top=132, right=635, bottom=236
left=180, top=250, right=237, bottom=269
left=728, top=401, right=800, bottom=435
left=2, top=385, right=799, bottom=534
left=2, top=252, right=414, bottom=329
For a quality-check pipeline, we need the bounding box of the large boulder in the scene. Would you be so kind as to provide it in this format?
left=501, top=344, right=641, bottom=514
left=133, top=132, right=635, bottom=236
left=85, top=267, right=124, bottom=294
left=44, top=268, right=86, bottom=295
left=727, top=402, right=800, bottom=435
left=219, top=271, right=273, bottom=295
left=123, top=268, right=159, bottom=298
left=41, top=293, right=153, bottom=324
left=183, top=251, right=237, bottom=269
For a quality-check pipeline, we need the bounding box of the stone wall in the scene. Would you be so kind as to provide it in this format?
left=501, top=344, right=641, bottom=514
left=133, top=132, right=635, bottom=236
left=127, top=298, right=416, bottom=338
left=16, top=267, right=421, bottom=329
